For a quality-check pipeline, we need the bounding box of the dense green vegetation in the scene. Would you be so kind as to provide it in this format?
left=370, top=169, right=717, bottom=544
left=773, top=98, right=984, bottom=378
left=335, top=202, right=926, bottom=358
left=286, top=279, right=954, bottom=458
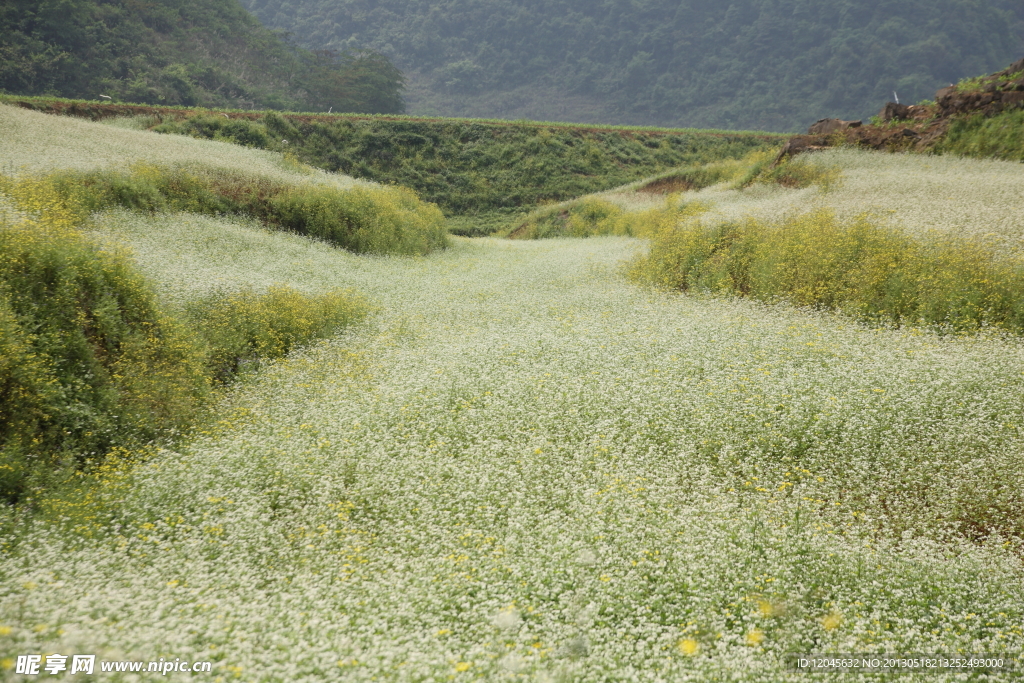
left=0, top=0, right=404, bottom=113
left=511, top=153, right=840, bottom=239
left=240, top=0, right=1024, bottom=131
left=0, top=103, right=448, bottom=503
left=628, top=208, right=1024, bottom=335
left=151, top=112, right=778, bottom=234
left=935, top=109, right=1024, bottom=161
left=0, top=176, right=370, bottom=504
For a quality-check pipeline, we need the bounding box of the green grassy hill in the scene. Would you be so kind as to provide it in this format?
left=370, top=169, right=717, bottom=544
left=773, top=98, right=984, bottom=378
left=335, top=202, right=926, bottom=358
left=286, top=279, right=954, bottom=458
left=240, top=0, right=1024, bottom=131
left=0, top=0, right=404, bottom=113
left=2, top=97, right=784, bottom=235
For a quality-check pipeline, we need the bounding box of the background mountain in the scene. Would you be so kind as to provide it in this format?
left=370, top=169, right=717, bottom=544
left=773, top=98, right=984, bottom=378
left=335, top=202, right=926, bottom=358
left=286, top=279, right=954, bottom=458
left=239, top=0, right=1024, bottom=131
left=0, top=0, right=405, bottom=113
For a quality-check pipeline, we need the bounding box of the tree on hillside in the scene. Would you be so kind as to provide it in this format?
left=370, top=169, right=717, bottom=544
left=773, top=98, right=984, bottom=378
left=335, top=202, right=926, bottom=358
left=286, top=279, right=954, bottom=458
left=298, top=49, right=405, bottom=113
left=239, top=0, right=1024, bottom=130
left=0, top=0, right=406, bottom=113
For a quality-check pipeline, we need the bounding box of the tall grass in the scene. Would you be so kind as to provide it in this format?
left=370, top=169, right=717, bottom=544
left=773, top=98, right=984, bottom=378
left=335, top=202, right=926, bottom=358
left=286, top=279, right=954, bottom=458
left=266, top=184, right=447, bottom=255
left=634, top=156, right=751, bottom=194
left=512, top=195, right=708, bottom=240
left=510, top=152, right=842, bottom=240
left=629, top=209, right=1024, bottom=334
left=13, top=164, right=448, bottom=256
left=934, top=109, right=1024, bottom=162
left=0, top=177, right=208, bottom=502
left=736, top=154, right=842, bottom=191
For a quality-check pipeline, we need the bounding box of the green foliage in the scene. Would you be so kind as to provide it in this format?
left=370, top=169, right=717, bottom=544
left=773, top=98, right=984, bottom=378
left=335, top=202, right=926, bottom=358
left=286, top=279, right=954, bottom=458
left=0, top=0, right=405, bottom=113
left=513, top=152, right=840, bottom=240
left=723, top=150, right=842, bottom=191
left=0, top=181, right=210, bottom=503
left=0, top=175, right=373, bottom=504
left=635, top=156, right=753, bottom=193
left=934, top=109, right=1024, bottom=162
left=511, top=199, right=620, bottom=240
left=512, top=196, right=708, bottom=240
left=954, top=75, right=989, bottom=93
left=240, top=0, right=1024, bottom=131
left=629, top=209, right=1024, bottom=335
left=746, top=156, right=843, bottom=191
left=297, top=50, right=406, bottom=115
left=34, top=164, right=448, bottom=256
left=155, top=113, right=776, bottom=232
left=732, top=152, right=775, bottom=189
left=186, top=286, right=369, bottom=383
left=265, top=185, right=448, bottom=255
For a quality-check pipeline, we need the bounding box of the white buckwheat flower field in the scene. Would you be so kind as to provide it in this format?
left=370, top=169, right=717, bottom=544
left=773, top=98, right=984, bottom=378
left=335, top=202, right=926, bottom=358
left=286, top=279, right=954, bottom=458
left=2, top=107, right=1023, bottom=681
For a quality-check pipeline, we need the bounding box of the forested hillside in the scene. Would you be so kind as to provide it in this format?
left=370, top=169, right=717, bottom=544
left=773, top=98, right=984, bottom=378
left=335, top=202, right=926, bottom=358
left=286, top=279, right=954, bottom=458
left=240, top=0, right=1024, bottom=131
left=0, top=0, right=404, bottom=113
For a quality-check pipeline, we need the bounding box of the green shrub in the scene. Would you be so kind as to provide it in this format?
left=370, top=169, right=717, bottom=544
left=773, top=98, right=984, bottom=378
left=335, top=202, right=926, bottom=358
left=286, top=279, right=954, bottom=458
left=734, top=152, right=842, bottom=191
left=265, top=184, right=448, bottom=255
left=636, top=157, right=748, bottom=194
left=155, top=115, right=273, bottom=148
left=629, top=209, right=1024, bottom=334
left=188, top=285, right=370, bottom=383
left=0, top=177, right=371, bottom=504
left=758, top=157, right=842, bottom=191
left=154, top=113, right=781, bottom=231
left=0, top=180, right=211, bottom=503
left=0, top=292, right=63, bottom=500
left=511, top=199, right=626, bottom=240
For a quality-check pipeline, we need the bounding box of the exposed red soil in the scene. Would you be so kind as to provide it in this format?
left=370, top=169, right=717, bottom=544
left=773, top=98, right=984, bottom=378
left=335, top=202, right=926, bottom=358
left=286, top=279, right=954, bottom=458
left=3, top=97, right=786, bottom=141
left=635, top=176, right=695, bottom=194
left=777, top=57, right=1024, bottom=163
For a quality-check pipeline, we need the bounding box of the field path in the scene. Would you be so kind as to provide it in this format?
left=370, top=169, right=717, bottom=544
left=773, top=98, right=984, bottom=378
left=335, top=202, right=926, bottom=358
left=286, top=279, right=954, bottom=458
left=4, top=230, right=1024, bottom=681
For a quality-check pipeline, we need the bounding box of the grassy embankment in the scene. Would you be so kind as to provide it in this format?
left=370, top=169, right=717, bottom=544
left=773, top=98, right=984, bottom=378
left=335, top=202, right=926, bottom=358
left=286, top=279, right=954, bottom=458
left=517, top=144, right=1024, bottom=336
left=1, top=96, right=785, bottom=235
left=0, top=103, right=445, bottom=503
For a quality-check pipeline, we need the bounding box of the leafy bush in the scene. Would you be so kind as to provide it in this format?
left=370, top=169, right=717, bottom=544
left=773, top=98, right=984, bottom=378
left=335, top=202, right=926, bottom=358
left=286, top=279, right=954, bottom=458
left=758, top=158, right=842, bottom=191
left=0, top=177, right=370, bottom=504
left=188, top=285, right=369, bottom=383
left=0, top=178, right=211, bottom=503
left=636, top=157, right=749, bottom=194
left=265, top=184, right=448, bottom=255
left=734, top=152, right=842, bottom=191
left=629, top=209, right=1024, bottom=334
left=154, top=113, right=779, bottom=231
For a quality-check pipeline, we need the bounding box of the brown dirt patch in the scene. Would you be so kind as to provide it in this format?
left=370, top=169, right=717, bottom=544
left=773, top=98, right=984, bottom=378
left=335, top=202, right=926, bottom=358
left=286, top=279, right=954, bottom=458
left=636, top=176, right=694, bottom=194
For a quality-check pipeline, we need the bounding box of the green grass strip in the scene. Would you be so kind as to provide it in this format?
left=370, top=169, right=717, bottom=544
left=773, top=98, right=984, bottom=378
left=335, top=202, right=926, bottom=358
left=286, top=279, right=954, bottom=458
left=22, top=163, right=449, bottom=256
